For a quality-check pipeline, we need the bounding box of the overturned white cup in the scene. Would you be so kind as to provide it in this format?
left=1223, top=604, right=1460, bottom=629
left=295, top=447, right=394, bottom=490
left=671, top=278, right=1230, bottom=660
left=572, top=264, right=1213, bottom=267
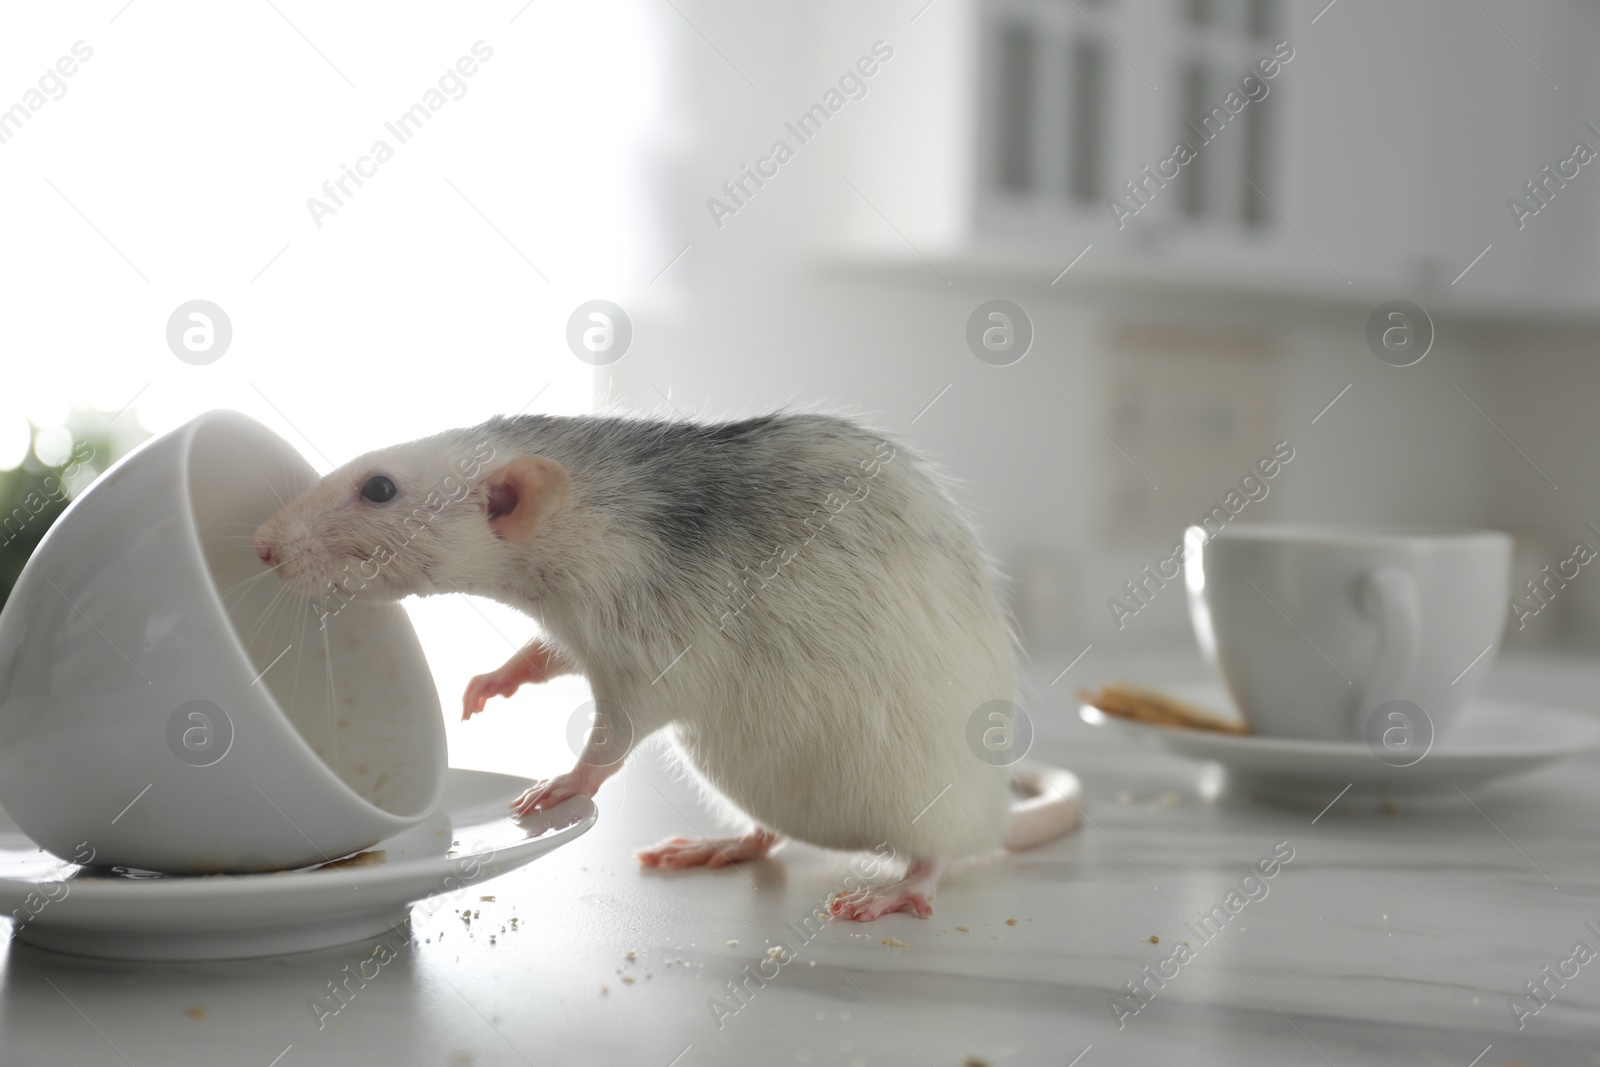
left=0, top=410, right=446, bottom=873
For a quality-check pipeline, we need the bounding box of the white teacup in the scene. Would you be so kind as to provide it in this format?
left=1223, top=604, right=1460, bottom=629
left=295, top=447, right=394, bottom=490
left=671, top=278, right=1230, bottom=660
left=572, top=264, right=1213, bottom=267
left=0, top=410, right=446, bottom=873
left=1185, top=523, right=1512, bottom=743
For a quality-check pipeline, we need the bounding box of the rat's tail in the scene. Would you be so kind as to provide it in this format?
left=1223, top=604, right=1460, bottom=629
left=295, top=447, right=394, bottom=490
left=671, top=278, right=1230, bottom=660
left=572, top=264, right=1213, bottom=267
left=1002, top=763, right=1083, bottom=851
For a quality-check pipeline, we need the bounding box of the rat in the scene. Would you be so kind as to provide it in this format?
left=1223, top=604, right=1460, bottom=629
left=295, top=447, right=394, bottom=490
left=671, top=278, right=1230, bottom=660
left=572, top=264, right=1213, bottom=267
left=252, top=410, right=1081, bottom=920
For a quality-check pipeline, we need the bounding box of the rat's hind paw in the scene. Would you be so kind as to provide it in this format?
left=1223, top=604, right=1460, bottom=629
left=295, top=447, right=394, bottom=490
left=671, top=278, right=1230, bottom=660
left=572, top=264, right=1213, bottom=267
left=829, top=885, right=934, bottom=921
left=827, top=857, right=945, bottom=922
left=635, top=828, right=781, bottom=870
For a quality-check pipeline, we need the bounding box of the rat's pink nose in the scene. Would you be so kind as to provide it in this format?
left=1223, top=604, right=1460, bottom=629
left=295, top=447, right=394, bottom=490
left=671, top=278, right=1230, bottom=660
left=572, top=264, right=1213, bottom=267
left=256, top=539, right=277, bottom=566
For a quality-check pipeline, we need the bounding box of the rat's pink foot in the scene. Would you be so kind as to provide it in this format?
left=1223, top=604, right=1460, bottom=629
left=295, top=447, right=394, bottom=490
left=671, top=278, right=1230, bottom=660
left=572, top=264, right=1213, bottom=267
left=636, top=827, right=781, bottom=870
left=509, top=766, right=600, bottom=818
left=829, top=857, right=945, bottom=922
left=462, top=641, right=565, bottom=721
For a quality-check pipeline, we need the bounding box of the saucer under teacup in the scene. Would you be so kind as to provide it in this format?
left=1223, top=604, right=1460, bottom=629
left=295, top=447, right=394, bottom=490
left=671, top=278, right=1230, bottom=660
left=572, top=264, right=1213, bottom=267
left=0, top=769, right=596, bottom=960
left=1080, top=681, right=1600, bottom=805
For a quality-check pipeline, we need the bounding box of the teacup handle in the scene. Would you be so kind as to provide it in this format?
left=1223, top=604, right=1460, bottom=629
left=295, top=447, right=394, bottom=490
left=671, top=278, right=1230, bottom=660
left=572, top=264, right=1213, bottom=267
left=1354, top=565, right=1421, bottom=737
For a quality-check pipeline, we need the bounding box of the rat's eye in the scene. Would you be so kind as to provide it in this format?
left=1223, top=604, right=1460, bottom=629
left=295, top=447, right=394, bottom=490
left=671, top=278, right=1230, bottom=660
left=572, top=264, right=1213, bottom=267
left=360, top=475, right=397, bottom=504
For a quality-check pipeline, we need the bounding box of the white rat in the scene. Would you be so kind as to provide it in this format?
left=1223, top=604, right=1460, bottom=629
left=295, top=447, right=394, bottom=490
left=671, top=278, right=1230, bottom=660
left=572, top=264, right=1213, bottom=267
left=252, top=410, right=1080, bottom=920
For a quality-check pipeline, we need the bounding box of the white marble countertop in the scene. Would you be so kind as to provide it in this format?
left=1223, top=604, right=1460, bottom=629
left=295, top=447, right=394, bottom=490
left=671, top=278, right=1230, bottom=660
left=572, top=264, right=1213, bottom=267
left=3, top=641, right=1598, bottom=1067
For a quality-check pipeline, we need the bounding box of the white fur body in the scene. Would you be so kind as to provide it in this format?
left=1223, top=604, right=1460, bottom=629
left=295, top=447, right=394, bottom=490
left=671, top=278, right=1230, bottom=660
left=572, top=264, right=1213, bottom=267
left=255, top=410, right=1070, bottom=866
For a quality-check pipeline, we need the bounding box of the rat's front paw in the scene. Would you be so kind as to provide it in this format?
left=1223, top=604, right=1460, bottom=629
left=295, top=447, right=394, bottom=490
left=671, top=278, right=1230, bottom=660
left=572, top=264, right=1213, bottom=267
left=462, top=671, right=520, bottom=721
left=462, top=641, right=566, bottom=721
left=509, top=772, right=592, bottom=817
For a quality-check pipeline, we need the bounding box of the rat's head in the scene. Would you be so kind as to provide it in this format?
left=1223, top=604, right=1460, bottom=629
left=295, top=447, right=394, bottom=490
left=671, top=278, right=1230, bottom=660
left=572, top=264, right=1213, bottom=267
left=250, top=430, right=569, bottom=602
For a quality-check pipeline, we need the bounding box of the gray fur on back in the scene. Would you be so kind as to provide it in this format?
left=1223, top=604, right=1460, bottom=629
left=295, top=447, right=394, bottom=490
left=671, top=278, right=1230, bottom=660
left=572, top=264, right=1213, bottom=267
left=288, top=407, right=1024, bottom=860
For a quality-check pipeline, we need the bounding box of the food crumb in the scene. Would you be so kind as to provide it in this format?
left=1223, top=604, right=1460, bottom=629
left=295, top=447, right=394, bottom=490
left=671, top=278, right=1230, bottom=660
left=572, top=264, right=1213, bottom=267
left=1005, top=918, right=1018, bottom=926
left=182, top=1006, right=205, bottom=1020
left=767, top=947, right=784, bottom=960
left=880, top=937, right=907, bottom=948
left=449, top=1053, right=475, bottom=1066
left=726, top=939, right=739, bottom=947
left=1381, top=801, right=1400, bottom=816
left=625, top=949, right=637, bottom=960
left=479, top=895, right=495, bottom=902
left=1148, top=935, right=1159, bottom=944
left=963, top=1058, right=991, bottom=1067
left=315, top=849, right=386, bottom=871
left=621, top=975, right=635, bottom=985
left=600, top=985, right=609, bottom=995
left=955, top=926, right=969, bottom=933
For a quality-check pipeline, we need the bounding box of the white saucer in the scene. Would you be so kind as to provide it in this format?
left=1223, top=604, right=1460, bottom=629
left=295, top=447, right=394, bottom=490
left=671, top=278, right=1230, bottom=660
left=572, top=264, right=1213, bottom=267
left=0, top=769, right=596, bottom=961
left=1080, top=683, right=1600, bottom=803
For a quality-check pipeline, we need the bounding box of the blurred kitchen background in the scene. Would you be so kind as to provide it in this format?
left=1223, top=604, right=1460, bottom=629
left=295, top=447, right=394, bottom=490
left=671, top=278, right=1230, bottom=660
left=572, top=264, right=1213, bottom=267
left=4, top=0, right=1598, bottom=736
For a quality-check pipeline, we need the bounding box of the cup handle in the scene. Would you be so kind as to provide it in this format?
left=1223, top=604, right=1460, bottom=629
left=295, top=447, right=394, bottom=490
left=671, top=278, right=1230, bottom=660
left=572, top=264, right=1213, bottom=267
left=1354, top=566, right=1422, bottom=737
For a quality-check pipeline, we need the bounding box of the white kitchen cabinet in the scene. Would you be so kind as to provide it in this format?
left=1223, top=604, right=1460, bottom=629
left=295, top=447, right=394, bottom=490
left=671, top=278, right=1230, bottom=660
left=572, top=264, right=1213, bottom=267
left=828, top=0, right=1600, bottom=311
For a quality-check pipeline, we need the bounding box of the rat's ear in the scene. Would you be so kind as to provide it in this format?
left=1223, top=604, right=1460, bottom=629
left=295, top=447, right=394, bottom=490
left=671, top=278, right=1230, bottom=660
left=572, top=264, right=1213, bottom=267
left=482, top=456, right=570, bottom=541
